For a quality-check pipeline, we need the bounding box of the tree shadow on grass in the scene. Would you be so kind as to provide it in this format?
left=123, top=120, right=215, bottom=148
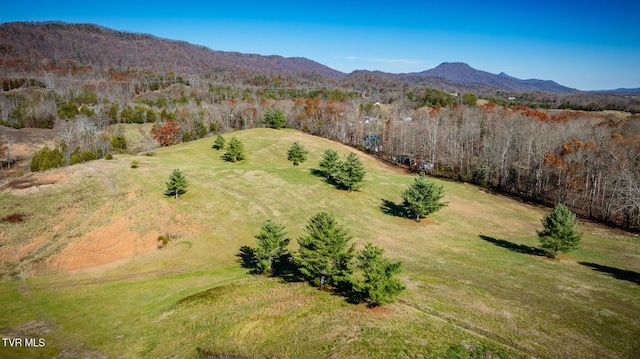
left=579, top=262, right=640, bottom=285
left=236, top=247, right=304, bottom=282
left=271, top=253, right=305, bottom=283
left=380, top=199, right=407, bottom=218
left=310, top=168, right=326, bottom=179
left=479, top=235, right=547, bottom=256
left=310, top=168, right=342, bottom=189
left=236, top=246, right=258, bottom=272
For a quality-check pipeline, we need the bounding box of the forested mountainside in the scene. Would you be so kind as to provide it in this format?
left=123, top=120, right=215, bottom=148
left=0, top=21, right=345, bottom=80
left=0, top=21, right=639, bottom=230
left=408, top=62, right=578, bottom=94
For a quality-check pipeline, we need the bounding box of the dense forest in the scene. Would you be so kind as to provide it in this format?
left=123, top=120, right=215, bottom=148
left=0, top=21, right=639, bottom=230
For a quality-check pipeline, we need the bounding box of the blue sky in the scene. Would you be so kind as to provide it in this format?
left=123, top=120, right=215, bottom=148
left=2, top=0, right=639, bottom=90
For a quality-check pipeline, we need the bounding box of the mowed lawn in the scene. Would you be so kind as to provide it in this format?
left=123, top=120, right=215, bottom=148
left=1, top=128, right=639, bottom=358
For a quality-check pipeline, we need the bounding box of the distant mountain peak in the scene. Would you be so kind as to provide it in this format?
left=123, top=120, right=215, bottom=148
left=498, top=72, right=518, bottom=80
left=406, top=62, right=578, bottom=94
left=437, top=62, right=471, bottom=67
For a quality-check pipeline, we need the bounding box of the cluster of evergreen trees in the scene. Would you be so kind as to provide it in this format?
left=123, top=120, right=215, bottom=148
left=318, top=150, right=366, bottom=192
left=240, top=212, right=405, bottom=307
left=211, top=134, right=246, bottom=163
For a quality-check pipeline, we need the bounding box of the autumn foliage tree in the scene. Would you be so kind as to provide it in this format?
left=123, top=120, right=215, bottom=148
left=151, top=120, right=180, bottom=146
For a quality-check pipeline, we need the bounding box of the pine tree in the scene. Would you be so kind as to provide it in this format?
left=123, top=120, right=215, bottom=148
left=287, top=141, right=309, bottom=166
left=296, top=212, right=355, bottom=289
left=223, top=137, right=246, bottom=163
left=537, top=204, right=582, bottom=258
left=336, top=153, right=366, bottom=192
left=318, top=149, right=340, bottom=180
left=401, top=173, right=448, bottom=221
left=164, top=169, right=188, bottom=199
left=350, top=243, right=405, bottom=307
left=263, top=108, right=287, bottom=129
left=212, top=134, right=225, bottom=150
left=254, top=220, right=290, bottom=274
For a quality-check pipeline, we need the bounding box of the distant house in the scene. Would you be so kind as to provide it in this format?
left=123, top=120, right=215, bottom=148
left=416, top=161, right=434, bottom=171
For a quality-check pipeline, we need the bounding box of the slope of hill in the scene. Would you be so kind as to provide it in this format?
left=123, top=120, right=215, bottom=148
left=1, top=128, right=639, bottom=359
left=0, top=21, right=345, bottom=79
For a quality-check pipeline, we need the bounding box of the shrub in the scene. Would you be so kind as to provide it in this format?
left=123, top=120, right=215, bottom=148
left=30, top=146, right=63, bottom=172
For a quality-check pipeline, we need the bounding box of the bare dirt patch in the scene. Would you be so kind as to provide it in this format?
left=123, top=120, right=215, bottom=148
left=49, top=216, right=160, bottom=271
left=2, top=172, right=68, bottom=193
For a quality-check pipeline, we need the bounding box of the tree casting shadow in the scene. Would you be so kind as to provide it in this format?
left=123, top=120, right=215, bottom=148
left=309, top=168, right=344, bottom=190
left=579, top=262, right=640, bottom=285
left=236, top=247, right=304, bottom=282
left=380, top=198, right=406, bottom=218
left=236, top=246, right=259, bottom=273
left=479, top=235, right=547, bottom=256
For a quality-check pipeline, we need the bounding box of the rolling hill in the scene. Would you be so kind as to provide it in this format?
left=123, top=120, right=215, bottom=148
left=1, top=128, right=639, bottom=358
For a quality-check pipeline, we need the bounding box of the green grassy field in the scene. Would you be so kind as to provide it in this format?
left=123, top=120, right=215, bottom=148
left=1, top=128, right=639, bottom=358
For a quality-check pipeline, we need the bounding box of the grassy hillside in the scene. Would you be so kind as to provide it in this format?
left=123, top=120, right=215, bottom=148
left=1, top=128, right=639, bottom=358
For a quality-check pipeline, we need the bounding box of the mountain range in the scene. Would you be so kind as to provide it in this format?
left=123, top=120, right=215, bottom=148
left=0, top=21, right=636, bottom=95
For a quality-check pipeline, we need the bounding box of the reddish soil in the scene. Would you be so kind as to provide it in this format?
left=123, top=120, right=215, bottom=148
left=48, top=216, right=160, bottom=271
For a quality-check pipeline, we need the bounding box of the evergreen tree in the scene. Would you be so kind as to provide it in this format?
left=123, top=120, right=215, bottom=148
left=212, top=134, right=225, bottom=150
left=164, top=169, right=188, bottom=199
left=287, top=141, right=309, bottom=166
left=263, top=108, right=287, bottom=129
left=537, top=204, right=582, bottom=258
left=30, top=146, right=63, bottom=172
left=254, top=220, right=290, bottom=274
left=336, top=153, right=366, bottom=192
left=401, top=173, right=448, bottom=221
left=296, top=212, right=355, bottom=289
left=318, top=149, right=340, bottom=180
left=110, top=134, right=127, bottom=153
left=350, top=243, right=405, bottom=307
left=223, top=137, right=246, bottom=163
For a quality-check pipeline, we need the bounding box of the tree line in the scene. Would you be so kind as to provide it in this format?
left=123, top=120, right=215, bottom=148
left=7, top=72, right=638, bottom=230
